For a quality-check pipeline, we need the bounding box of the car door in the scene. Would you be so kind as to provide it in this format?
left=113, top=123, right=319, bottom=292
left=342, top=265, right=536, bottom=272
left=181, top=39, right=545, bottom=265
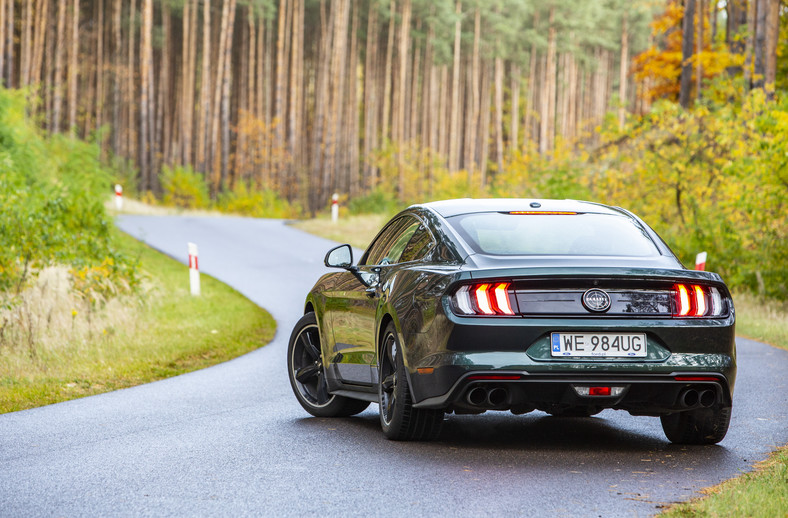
left=329, top=216, right=423, bottom=385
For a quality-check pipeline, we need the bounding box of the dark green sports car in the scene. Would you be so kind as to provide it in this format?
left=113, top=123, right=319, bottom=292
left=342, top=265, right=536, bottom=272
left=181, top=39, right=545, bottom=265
left=287, top=199, right=736, bottom=444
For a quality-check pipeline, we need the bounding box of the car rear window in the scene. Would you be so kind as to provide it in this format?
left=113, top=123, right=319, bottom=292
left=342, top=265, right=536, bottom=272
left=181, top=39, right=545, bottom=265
left=447, top=212, right=660, bottom=256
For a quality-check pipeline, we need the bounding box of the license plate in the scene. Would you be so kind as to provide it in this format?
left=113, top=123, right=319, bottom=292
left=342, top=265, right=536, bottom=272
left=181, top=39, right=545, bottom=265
left=550, top=332, right=647, bottom=357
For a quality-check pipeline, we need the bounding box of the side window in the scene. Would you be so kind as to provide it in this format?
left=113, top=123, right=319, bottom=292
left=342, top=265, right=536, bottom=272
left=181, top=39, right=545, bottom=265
left=382, top=221, right=421, bottom=265
left=362, top=217, right=409, bottom=265
left=399, top=224, right=435, bottom=263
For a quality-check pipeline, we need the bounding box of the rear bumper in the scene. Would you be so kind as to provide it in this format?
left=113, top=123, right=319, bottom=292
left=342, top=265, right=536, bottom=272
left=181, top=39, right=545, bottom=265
left=407, top=310, right=736, bottom=414
left=412, top=370, right=732, bottom=416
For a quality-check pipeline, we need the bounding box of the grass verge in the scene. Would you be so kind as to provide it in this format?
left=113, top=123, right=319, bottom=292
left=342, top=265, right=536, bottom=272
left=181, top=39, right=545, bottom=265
left=0, top=229, right=275, bottom=413
left=662, top=445, right=788, bottom=517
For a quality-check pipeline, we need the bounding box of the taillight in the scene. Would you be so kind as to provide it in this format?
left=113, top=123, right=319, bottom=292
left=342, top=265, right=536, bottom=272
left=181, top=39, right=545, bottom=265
left=672, top=284, right=726, bottom=317
left=454, top=282, right=517, bottom=316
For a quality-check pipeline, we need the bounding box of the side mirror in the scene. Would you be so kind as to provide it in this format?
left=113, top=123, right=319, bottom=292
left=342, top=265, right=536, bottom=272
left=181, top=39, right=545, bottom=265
left=324, top=244, right=353, bottom=269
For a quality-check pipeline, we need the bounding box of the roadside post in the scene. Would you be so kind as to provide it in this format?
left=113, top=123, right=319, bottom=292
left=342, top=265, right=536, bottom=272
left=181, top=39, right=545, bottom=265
left=188, top=243, right=201, bottom=296
left=695, top=251, right=707, bottom=271
left=114, top=184, right=123, bottom=211
left=331, top=193, right=339, bottom=223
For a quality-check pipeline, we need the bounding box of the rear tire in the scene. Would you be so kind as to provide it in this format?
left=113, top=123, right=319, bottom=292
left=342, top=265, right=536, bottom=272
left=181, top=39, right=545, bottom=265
left=287, top=312, right=369, bottom=417
left=378, top=322, right=444, bottom=441
left=660, top=405, right=732, bottom=445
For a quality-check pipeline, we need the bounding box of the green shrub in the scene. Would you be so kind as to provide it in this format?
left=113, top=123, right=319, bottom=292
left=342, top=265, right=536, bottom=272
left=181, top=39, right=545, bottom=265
left=0, top=87, right=138, bottom=295
left=216, top=180, right=301, bottom=218
left=160, top=164, right=211, bottom=209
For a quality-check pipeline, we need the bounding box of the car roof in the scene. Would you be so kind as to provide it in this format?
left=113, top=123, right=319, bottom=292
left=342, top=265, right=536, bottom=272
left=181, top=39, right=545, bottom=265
left=415, top=198, right=625, bottom=218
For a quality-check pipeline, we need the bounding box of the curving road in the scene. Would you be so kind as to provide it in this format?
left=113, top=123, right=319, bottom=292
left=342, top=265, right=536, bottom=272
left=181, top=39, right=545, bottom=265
left=1, top=215, right=787, bottom=517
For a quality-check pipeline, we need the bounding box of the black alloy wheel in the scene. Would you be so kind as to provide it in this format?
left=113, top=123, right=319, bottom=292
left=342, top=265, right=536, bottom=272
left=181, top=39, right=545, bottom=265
left=378, top=322, right=444, bottom=440
left=287, top=312, right=369, bottom=417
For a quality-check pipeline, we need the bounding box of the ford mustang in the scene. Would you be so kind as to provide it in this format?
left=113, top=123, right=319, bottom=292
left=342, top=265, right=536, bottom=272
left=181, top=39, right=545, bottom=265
left=287, top=199, right=736, bottom=443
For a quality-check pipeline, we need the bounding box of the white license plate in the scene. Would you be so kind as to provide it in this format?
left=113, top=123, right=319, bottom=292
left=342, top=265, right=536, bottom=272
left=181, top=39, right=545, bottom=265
left=550, top=332, right=647, bottom=357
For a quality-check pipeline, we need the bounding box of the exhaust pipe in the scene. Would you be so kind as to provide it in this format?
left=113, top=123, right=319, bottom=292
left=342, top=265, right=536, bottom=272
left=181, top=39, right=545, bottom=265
left=679, top=389, right=699, bottom=408
left=466, top=386, right=487, bottom=406
left=487, top=387, right=508, bottom=407
left=699, top=389, right=716, bottom=408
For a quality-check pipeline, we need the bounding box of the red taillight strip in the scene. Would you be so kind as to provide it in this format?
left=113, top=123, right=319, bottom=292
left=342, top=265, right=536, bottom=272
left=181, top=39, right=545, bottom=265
left=474, top=284, right=495, bottom=315
left=493, top=282, right=515, bottom=315
left=676, top=284, right=691, bottom=316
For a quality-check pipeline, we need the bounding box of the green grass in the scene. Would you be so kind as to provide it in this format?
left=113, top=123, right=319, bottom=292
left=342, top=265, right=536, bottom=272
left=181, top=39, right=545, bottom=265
left=662, top=446, right=788, bottom=517
left=293, top=213, right=788, bottom=518
left=0, top=230, right=275, bottom=413
left=734, top=293, right=788, bottom=352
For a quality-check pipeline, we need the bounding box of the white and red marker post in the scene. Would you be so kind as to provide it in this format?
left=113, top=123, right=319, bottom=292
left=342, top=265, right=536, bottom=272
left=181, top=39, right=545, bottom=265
left=188, top=242, right=201, bottom=296
left=114, top=184, right=123, bottom=211
left=331, top=193, right=339, bottom=223
left=695, top=251, right=707, bottom=271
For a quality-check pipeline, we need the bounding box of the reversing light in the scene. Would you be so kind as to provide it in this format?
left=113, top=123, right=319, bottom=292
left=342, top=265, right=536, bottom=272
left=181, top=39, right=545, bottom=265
left=573, top=385, right=625, bottom=397
left=453, top=282, right=517, bottom=316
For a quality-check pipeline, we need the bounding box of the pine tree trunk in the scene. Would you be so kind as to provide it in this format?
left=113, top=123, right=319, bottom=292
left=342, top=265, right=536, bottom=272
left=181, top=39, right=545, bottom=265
left=127, top=0, right=138, bottom=161
left=348, top=1, right=360, bottom=197
left=679, top=0, right=696, bottom=107
left=20, top=0, right=31, bottom=87
left=53, top=0, right=66, bottom=133
left=726, top=0, right=747, bottom=76
left=211, top=0, right=236, bottom=193
left=478, top=61, right=491, bottom=187
left=493, top=56, right=504, bottom=177
left=618, top=15, right=628, bottom=128
left=31, top=0, right=50, bottom=89
left=764, top=0, right=779, bottom=91
left=539, top=7, right=556, bottom=154
left=696, top=0, right=703, bottom=101
left=465, top=8, right=480, bottom=173
left=111, top=0, right=121, bottom=155
left=448, top=0, right=462, bottom=173
left=750, top=0, right=769, bottom=88
left=525, top=38, right=537, bottom=146
left=381, top=0, right=395, bottom=145
left=139, top=0, right=153, bottom=191
left=396, top=0, right=411, bottom=196
left=67, top=0, right=79, bottom=133
left=273, top=0, right=290, bottom=189
left=363, top=3, right=379, bottom=188
left=3, top=0, right=13, bottom=86
left=196, top=0, right=212, bottom=174
left=95, top=0, right=105, bottom=134
left=510, top=64, right=520, bottom=156
left=0, top=0, right=5, bottom=85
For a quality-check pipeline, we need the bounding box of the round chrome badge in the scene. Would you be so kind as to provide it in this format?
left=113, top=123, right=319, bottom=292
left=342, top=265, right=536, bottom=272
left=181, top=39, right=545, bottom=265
left=582, top=288, right=611, bottom=312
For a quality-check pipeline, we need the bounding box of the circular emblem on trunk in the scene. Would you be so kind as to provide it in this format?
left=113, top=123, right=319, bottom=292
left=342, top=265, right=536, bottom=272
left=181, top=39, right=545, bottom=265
left=582, top=289, right=611, bottom=312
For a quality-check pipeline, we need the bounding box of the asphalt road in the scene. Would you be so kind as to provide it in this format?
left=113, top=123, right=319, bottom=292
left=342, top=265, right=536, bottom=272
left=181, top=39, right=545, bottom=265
left=2, top=215, right=787, bottom=517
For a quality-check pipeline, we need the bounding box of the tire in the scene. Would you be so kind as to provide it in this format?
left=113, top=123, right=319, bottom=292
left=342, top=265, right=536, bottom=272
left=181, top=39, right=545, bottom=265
left=660, top=405, right=732, bottom=445
left=378, top=322, right=444, bottom=441
left=287, top=312, right=369, bottom=418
